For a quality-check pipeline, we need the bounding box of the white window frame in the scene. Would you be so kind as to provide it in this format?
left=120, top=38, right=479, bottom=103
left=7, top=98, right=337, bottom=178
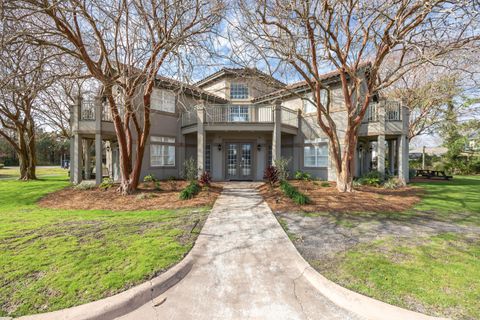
left=303, top=90, right=329, bottom=114
left=151, top=88, right=175, bottom=113
left=230, top=83, right=249, bottom=99
left=150, top=136, right=176, bottom=167
left=303, top=140, right=328, bottom=168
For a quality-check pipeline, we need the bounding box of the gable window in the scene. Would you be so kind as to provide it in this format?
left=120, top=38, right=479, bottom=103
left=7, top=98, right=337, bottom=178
left=151, top=88, right=175, bottom=113
left=303, top=90, right=329, bottom=114
left=150, top=136, right=175, bottom=167
left=304, top=139, right=328, bottom=167
left=230, top=83, right=249, bottom=99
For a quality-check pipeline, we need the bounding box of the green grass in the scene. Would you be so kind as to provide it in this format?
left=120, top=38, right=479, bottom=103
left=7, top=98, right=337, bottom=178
left=317, top=233, right=480, bottom=320
left=413, top=175, right=480, bottom=213
left=0, top=176, right=208, bottom=316
left=0, top=166, right=68, bottom=180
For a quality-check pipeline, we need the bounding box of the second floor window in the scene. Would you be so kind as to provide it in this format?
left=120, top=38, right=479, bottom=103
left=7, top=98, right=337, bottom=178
left=151, top=88, right=175, bottom=113
left=230, top=83, right=249, bottom=99
left=303, top=90, right=329, bottom=114
left=228, top=105, right=249, bottom=122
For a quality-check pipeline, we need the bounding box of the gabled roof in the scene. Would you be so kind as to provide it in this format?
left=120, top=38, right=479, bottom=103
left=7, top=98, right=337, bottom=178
left=253, top=62, right=371, bottom=103
left=155, top=75, right=228, bottom=104
left=195, top=67, right=286, bottom=88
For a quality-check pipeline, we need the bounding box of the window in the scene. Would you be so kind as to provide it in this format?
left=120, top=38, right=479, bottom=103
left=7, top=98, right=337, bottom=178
left=151, top=88, right=175, bottom=113
left=228, top=105, right=249, bottom=122
left=150, top=136, right=175, bottom=167
left=304, top=141, right=328, bottom=167
left=267, top=145, right=272, bottom=166
left=230, top=83, right=249, bottom=99
left=303, top=90, right=329, bottom=114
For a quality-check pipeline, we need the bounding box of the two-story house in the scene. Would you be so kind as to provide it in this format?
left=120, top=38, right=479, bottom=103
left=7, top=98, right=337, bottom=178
left=69, top=67, right=409, bottom=185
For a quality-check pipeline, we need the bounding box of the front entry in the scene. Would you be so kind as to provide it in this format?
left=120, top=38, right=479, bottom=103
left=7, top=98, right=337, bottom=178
left=226, top=142, right=254, bottom=180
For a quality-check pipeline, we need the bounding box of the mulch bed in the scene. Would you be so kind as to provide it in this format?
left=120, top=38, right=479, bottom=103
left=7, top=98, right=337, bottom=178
left=38, top=181, right=222, bottom=211
left=258, top=180, right=423, bottom=213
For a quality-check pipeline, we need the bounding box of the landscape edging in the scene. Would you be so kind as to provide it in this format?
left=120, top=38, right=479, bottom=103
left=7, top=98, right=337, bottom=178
left=274, top=214, right=450, bottom=320
left=16, top=253, right=195, bottom=320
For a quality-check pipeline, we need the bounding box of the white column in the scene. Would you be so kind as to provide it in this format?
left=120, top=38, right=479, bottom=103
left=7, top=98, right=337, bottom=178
left=197, top=102, right=206, bottom=176
left=95, top=134, right=102, bottom=184
left=72, top=135, right=83, bottom=184
left=272, top=101, right=282, bottom=163
left=83, top=140, right=92, bottom=179
left=398, top=135, right=409, bottom=183
left=388, top=140, right=395, bottom=175
left=377, top=135, right=386, bottom=177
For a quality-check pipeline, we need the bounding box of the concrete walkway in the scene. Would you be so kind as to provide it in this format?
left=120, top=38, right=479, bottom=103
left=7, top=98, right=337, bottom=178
left=117, top=183, right=362, bottom=320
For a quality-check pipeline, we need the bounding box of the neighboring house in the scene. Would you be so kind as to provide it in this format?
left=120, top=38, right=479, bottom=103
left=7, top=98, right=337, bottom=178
left=409, top=147, right=448, bottom=160
left=70, top=67, right=409, bottom=184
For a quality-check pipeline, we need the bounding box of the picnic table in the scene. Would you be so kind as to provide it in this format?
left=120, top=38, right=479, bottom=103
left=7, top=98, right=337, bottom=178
left=416, top=169, right=453, bottom=180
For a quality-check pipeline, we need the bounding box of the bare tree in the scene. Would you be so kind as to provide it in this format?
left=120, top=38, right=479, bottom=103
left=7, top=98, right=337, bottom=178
left=234, top=0, right=480, bottom=191
left=0, top=42, right=57, bottom=180
left=11, top=0, right=225, bottom=193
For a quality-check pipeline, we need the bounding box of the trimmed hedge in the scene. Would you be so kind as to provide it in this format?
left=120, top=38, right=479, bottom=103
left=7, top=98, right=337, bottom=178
left=179, top=181, right=200, bottom=200
left=280, top=181, right=310, bottom=205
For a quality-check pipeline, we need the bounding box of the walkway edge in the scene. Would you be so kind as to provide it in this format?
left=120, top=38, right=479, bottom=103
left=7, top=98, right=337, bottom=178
left=16, top=253, right=196, bottom=320
left=275, top=218, right=450, bottom=320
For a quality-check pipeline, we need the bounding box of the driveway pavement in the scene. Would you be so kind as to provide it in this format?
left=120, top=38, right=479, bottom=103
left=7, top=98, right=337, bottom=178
left=117, top=183, right=362, bottom=320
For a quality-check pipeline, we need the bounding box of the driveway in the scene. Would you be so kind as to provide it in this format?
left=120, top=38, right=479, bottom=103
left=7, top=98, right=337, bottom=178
left=117, top=183, right=361, bottom=320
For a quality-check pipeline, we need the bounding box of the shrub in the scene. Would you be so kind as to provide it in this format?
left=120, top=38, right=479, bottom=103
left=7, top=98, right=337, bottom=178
left=99, top=177, right=114, bottom=190
left=154, top=181, right=162, bottom=191
left=143, top=174, right=157, bottom=183
left=280, top=180, right=310, bottom=205
left=263, top=165, right=279, bottom=186
left=183, top=157, right=197, bottom=181
left=274, top=157, right=291, bottom=181
left=320, top=182, right=330, bottom=187
left=199, top=171, right=212, bottom=186
left=74, top=181, right=96, bottom=190
left=383, top=177, right=404, bottom=189
left=0, top=163, right=4, bottom=169
left=357, top=171, right=382, bottom=187
left=295, top=170, right=312, bottom=181
left=168, top=176, right=178, bottom=191
left=179, top=181, right=200, bottom=200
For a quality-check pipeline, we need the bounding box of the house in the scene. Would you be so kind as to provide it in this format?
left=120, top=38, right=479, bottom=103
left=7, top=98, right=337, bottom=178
left=69, top=67, right=410, bottom=184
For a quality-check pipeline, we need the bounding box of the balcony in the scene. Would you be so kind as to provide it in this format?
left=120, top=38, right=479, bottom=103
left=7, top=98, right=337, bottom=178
left=80, top=99, right=113, bottom=122
left=72, top=98, right=116, bottom=137
left=359, top=100, right=407, bottom=136
left=181, top=104, right=299, bottom=133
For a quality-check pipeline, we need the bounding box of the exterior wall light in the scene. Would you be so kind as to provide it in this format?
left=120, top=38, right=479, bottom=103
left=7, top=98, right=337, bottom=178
left=217, top=144, right=222, bottom=151
left=257, top=144, right=261, bottom=151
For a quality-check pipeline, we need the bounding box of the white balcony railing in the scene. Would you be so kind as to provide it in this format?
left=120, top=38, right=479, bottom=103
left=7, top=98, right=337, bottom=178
left=361, top=101, right=402, bottom=123
left=205, top=104, right=273, bottom=123
left=80, top=99, right=113, bottom=122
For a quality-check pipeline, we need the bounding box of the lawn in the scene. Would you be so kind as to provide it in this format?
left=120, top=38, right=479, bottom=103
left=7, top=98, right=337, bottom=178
left=0, top=166, right=68, bottom=180
left=276, top=175, right=480, bottom=320
left=0, top=174, right=209, bottom=317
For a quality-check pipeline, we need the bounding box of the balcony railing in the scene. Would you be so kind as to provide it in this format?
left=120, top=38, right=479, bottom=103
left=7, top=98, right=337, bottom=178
left=205, top=104, right=273, bottom=123
left=361, top=101, right=402, bottom=123
left=181, top=104, right=300, bottom=128
left=80, top=99, right=112, bottom=122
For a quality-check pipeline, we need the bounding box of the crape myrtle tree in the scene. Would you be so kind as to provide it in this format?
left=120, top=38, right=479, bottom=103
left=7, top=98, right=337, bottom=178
left=0, top=42, right=59, bottom=180
left=11, top=0, right=225, bottom=194
left=235, top=0, right=480, bottom=191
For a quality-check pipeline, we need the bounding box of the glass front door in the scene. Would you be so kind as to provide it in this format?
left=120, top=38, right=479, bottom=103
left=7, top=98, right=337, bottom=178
left=226, top=143, right=254, bottom=180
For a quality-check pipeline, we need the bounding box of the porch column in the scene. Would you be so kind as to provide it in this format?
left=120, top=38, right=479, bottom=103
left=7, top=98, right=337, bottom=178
left=388, top=140, right=395, bottom=175
left=377, top=135, right=386, bottom=177
left=272, top=101, right=282, bottom=163
left=398, top=135, right=409, bottom=183
left=95, top=135, right=102, bottom=184
left=72, top=134, right=83, bottom=184
left=95, top=96, right=103, bottom=184
left=197, top=102, right=206, bottom=176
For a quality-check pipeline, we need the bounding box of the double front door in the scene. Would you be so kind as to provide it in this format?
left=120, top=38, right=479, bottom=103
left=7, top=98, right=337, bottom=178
left=226, top=142, right=253, bottom=180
